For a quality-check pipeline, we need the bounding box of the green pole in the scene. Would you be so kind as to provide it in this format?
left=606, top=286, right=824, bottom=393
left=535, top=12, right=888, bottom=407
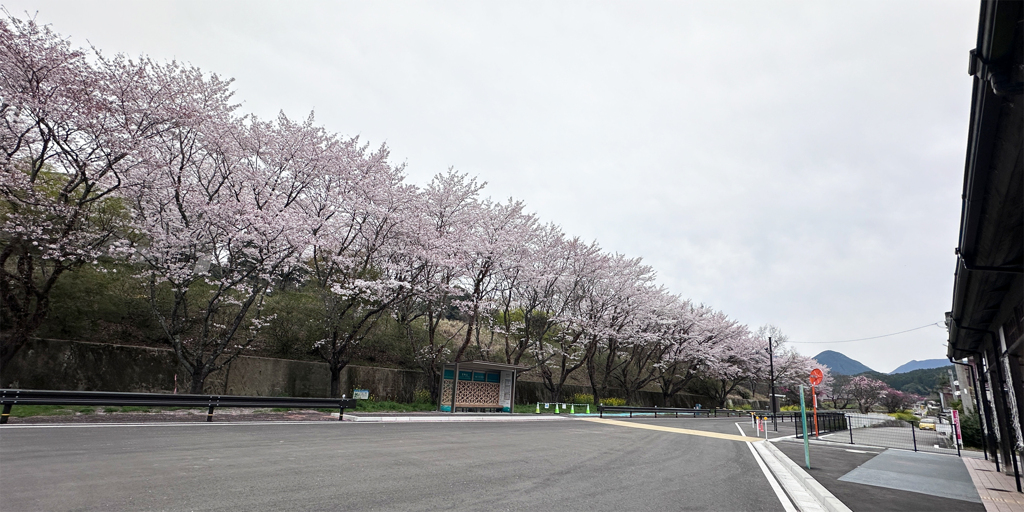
left=800, top=385, right=810, bottom=469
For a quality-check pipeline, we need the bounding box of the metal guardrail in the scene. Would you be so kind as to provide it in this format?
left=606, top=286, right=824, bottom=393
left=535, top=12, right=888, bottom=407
left=597, top=405, right=746, bottom=418
left=0, top=389, right=357, bottom=424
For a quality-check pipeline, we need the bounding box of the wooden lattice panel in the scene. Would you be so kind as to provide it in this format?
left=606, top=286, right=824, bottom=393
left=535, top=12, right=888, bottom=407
left=440, top=380, right=500, bottom=406
left=456, top=381, right=499, bottom=406
left=441, top=379, right=453, bottom=404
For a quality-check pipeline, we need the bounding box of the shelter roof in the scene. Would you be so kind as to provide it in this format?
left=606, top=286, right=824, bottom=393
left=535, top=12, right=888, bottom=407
left=442, top=361, right=530, bottom=372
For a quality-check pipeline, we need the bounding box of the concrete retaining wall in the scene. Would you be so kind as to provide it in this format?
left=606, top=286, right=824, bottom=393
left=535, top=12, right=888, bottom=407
left=1, top=339, right=719, bottom=406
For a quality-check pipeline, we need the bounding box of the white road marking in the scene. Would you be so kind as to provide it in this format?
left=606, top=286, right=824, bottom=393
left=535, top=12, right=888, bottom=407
left=736, top=422, right=798, bottom=512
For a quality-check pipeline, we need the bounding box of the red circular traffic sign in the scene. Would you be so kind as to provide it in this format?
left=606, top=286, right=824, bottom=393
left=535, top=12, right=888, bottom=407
left=809, top=368, right=823, bottom=386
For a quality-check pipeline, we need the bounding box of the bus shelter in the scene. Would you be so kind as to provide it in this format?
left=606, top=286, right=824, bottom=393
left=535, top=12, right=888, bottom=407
left=438, top=361, right=528, bottom=413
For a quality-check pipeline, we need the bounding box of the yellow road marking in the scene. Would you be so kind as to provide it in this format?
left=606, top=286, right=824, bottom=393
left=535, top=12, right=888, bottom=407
left=581, top=417, right=762, bottom=443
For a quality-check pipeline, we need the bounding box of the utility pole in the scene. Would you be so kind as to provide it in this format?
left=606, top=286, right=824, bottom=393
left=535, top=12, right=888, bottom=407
left=769, top=336, right=777, bottom=431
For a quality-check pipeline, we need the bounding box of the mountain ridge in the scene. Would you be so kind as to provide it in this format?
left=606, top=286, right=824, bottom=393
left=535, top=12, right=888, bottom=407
left=812, top=350, right=874, bottom=375
left=889, top=359, right=951, bottom=374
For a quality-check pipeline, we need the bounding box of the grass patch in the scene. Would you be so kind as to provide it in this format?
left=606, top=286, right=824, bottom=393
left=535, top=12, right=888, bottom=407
left=353, top=400, right=436, bottom=412
left=5, top=405, right=97, bottom=417
left=514, top=403, right=595, bottom=414
left=101, top=406, right=194, bottom=413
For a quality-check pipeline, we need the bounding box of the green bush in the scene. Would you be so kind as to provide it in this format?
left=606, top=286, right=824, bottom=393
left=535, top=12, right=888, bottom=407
left=600, top=397, right=626, bottom=406
left=572, top=393, right=594, bottom=404
left=736, top=403, right=753, bottom=410
left=780, top=405, right=800, bottom=411
left=960, top=411, right=984, bottom=449
left=888, top=411, right=920, bottom=423
left=412, top=389, right=432, bottom=404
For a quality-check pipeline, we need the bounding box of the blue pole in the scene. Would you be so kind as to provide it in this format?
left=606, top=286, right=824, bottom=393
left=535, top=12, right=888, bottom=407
left=800, top=385, right=810, bottom=469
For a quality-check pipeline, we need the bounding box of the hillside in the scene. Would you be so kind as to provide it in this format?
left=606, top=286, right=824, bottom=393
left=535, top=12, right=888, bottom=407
left=813, top=350, right=874, bottom=375
left=862, top=366, right=951, bottom=396
left=889, top=359, right=951, bottom=374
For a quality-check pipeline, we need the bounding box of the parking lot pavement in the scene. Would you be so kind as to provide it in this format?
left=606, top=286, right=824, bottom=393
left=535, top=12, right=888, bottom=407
left=771, top=438, right=985, bottom=512
left=1, top=418, right=787, bottom=511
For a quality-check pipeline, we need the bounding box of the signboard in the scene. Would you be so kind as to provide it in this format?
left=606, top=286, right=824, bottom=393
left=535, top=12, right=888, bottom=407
left=809, top=368, right=823, bottom=386
left=499, top=371, right=513, bottom=412
left=353, top=389, right=369, bottom=400
left=952, top=409, right=963, bottom=447
left=809, top=368, right=823, bottom=437
left=458, top=370, right=473, bottom=381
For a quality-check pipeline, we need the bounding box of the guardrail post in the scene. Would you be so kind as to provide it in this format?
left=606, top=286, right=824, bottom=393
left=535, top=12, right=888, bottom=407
left=911, top=422, right=917, bottom=452
left=206, top=405, right=215, bottom=422
left=1, top=403, right=11, bottom=424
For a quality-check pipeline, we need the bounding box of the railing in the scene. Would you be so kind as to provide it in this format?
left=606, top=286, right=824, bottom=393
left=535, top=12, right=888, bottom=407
left=597, top=405, right=746, bottom=418
left=787, top=411, right=848, bottom=435
left=0, top=389, right=357, bottom=424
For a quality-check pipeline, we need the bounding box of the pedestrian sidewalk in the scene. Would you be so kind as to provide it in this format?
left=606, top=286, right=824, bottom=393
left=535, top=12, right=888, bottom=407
left=771, top=437, right=990, bottom=512
left=341, top=412, right=571, bottom=422
left=963, top=457, right=1024, bottom=512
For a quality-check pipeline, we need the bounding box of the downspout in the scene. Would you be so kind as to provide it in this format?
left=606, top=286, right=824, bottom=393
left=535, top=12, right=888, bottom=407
left=951, top=357, right=989, bottom=459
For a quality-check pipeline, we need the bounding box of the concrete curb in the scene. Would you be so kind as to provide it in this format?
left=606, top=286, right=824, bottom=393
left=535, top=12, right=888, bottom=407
left=340, top=414, right=571, bottom=423
left=753, top=441, right=852, bottom=512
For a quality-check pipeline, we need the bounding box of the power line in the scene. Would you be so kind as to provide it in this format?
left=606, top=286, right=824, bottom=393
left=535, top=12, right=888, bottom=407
left=788, top=322, right=944, bottom=344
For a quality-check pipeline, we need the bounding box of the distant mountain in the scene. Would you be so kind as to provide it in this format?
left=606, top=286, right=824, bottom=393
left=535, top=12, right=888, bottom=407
left=863, top=367, right=950, bottom=396
left=889, top=359, right=951, bottom=374
left=812, top=350, right=875, bottom=375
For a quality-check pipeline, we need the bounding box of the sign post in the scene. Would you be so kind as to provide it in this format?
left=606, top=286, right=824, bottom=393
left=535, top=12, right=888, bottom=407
left=800, top=384, right=810, bottom=469
left=809, top=368, right=823, bottom=438
left=952, top=409, right=963, bottom=457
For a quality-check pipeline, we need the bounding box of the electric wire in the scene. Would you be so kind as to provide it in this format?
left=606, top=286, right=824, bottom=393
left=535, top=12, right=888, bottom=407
left=788, top=322, right=944, bottom=344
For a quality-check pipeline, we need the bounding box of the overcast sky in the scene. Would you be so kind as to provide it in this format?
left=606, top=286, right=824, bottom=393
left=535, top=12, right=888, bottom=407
left=7, top=0, right=979, bottom=373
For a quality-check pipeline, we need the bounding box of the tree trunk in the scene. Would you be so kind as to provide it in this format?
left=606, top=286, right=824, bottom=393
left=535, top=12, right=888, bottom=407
left=330, top=363, right=343, bottom=398
left=189, top=367, right=208, bottom=394
left=0, top=332, right=28, bottom=375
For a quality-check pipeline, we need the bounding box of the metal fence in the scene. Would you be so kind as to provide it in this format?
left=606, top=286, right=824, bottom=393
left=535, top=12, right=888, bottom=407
left=0, top=389, right=358, bottom=423
left=804, top=413, right=961, bottom=456
left=597, top=406, right=748, bottom=418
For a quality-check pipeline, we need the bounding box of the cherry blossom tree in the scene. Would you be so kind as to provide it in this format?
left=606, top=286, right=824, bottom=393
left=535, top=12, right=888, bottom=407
left=825, top=374, right=855, bottom=409
left=880, top=388, right=919, bottom=413
left=698, top=317, right=758, bottom=408
left=584, top=255, right=661, bottom=405
left=655, top=303, right=728, bottom=404
left=450, top=197, right=537, bottom=363
left=393, top=170, right=484, bottom=401
left=304, top=132, right=417, bottom=397
left=607, top=288, right=679, bottom=405
left=0, top=15, right=209, bottom=370
left=527, top=236, right=606, bottom=402
left=132, top=111, right=320, bottom=393
left=490, top=223, right=568, bottom=366
left=848, top=375, right=889, bottom=413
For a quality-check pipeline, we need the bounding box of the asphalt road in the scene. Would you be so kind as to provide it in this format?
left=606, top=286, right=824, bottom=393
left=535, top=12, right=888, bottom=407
left=0, top=417, right=784, bottom=511
left=0, top=417, right=782, bottom=509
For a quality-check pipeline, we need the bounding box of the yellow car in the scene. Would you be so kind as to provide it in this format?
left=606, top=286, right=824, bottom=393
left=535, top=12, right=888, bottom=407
left=919, top=418, right=936, bottom=430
